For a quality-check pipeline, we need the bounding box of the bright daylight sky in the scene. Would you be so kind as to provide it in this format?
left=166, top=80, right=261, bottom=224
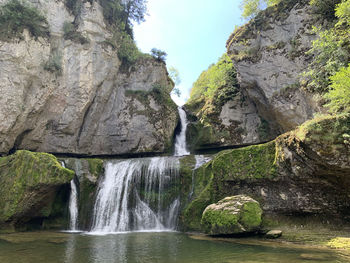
left=134, top=0, right=242, bottom=106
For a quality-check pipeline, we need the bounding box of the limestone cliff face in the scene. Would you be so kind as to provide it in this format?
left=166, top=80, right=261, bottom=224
left=186, top=0, right=323, bottom=152
left=185, top=91, right=270, bottom=152
left=0, top=0, right=177, bottom=156
left=226, top=0, right=320, bottom=133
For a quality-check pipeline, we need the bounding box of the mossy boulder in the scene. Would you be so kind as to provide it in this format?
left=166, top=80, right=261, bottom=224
left=201, top=195, right=262, bottom=235
left=0, top=150, right=74, bottom=231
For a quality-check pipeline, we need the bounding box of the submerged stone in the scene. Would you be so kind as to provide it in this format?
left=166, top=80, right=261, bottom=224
left=201, top=195, right=262, bottom=235
left=266, top=230, right=282, bottom=239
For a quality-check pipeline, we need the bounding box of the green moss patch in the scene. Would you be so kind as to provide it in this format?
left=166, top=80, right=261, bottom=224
left=240, top=202, right=262, bottom=229
left=0, top=151, right=74, bottom=225
left=182, top=142, right=276, bottom=231
left=86, top=158, right=104, bottom=177
left=201, top=209, right=239, bottom=235
left=211, top=141, right=278, bottom=181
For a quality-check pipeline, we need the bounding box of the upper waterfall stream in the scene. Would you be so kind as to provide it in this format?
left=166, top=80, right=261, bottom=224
left=174, top=107, right=190, bottom=156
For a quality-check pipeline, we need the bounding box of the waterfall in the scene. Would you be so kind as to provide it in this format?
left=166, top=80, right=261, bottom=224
left=174, top=107, right=190, bottom=156
left=194, top=155, right=211, bottom=169
left=189, top=155, right=212, bottom=200
left=61, top=161, right=79, bottom=231
left=90, top=157, right=180, bottom=233
left=69, top=179, right=79, bottom=231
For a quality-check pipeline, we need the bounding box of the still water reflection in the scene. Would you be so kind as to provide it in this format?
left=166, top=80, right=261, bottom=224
left=0, top=231, right=347, bottom=263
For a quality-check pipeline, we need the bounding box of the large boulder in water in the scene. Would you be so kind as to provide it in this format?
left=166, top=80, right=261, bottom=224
left=201, top=195, right=262, bottom=235
left=0, top=151, right=74, bottom=231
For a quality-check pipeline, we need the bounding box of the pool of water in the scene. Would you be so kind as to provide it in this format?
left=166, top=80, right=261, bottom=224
left=0, top=231, right=346, bottom=263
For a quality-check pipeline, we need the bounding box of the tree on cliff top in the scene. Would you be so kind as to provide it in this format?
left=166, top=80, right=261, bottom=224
left=123, top=0, right=147, bottom=25
left=240, top=0, right=280, bottom=19
left=97, top=0, right=147, bottom=37
left=150, top=48, right=167, bottom=62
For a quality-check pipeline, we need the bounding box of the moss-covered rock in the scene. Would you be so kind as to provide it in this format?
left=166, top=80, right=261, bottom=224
left=182, top=141, right=277, bottom=231
left=201, top=195, right=262, bottom=235
left=0, top=150, right=74, bottom=231
left=183, top=114, right=350, bottom=232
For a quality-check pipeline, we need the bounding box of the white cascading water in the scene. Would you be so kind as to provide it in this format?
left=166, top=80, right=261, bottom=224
left=189, top=155, right=212, bottom=200
left=61, top=161, right=79, bottom=231
left=194, top=155, right=212, bottom=170
left=69, top=180, right=79, bottom=231
left=90, top=157, right=180, bottom=233
left=174, top=107, right=190, bottom=156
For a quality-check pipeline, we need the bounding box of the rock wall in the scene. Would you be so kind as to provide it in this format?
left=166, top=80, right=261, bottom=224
left=0, top=0, right=178, bottom=156
left=185, top=90, right=276, bottom=152
left=226, top=0, right=320, bottom=133
left=182, top=114, right=350, bottom=231
left=185, top=0, right=325, bottom=152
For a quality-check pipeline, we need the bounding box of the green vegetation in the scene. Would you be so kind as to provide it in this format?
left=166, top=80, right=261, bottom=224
left=64, top=0, right=150, bottom=67
left=62, top=21, right=90, bottom=44
left=151, top=83, right=173, bottom=105
left=168, top=66, right=181, bottom=97
left=240, top=0, right=281, bottom=19
left=303, top=0, right=350, bottom=113
left=98, top=0, right=149, bottom=67
left=65, top=0, right=83, bottom=18
left=201, top=209, right=239, bottom=234
left=44, top=51, right=63, bottom=76
left=309, top=0, right=341, bottom=20
left=150, top=48, right=167, bottom=62
left=117, top=31, right=148, bottom=66
left=327, top=237, right=350, bottom=249
left=86, top=159, right=104, bottom=177
left=291, top=114, right=350, bottom=153
left=212, top=141, right=278, bottom=181
left=126, top=83, right=174, bottom=107
left=189, top=54, right=237, bottom=106
left=324, top=65, right=350, bottom=113
left=302, top=27, right=349, bottom=93
left=0, top=0, right=49, bottom=41
left=187, top=53, right=238, bottom=120
left=240, top=202, right=262, bottom=228
left=182, top=141, right=277, bottom=231
left=185, top=54, right=239, bottom=150
left=0, top=151, right=74, bottom=224
left=257, top=118, right=272, bottom=141
left=168, top=66, right=181, bottom=86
